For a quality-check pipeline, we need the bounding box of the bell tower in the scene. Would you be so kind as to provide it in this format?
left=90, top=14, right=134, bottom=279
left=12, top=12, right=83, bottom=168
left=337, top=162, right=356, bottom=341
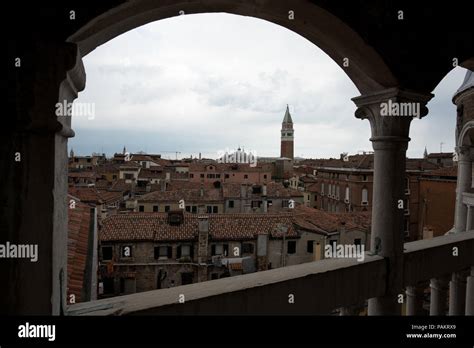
left=280, top=105, right=294, bottom=159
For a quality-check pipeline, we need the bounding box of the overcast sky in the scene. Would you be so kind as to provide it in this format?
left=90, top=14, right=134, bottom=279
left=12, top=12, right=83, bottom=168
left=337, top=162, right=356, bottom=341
left=69, top=13, right=467, bottom=160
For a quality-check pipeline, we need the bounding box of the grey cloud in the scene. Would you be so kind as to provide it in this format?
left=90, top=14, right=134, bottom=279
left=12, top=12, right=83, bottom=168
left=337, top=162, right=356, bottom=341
left=98, top=64, right=164, bottom=76
left=72, top=13, right=464, bottom=159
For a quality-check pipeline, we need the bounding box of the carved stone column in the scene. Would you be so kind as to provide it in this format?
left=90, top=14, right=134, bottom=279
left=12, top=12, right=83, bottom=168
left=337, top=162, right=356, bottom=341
left=1, top=40, right=85, bottom=315
left=406, top=285, right=425, bottom=315
left=430, top=277, right=449, bottom=315
left=352, top=88, right=432, bottom=315
left=465, top=267, right=474, bottom=315
left=453, top=146, right=472, bottom=232
left=449, top=272, right=466, bottom=315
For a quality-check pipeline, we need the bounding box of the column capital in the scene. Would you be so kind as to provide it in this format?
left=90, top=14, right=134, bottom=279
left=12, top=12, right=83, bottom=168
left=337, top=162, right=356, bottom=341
left=59, top=49, right=86, bottom=102
left=352, top=88, right=433, bottom=141
left=455, top=145, right=474, bottom=161
left=430, top=277, right=449, bottom=291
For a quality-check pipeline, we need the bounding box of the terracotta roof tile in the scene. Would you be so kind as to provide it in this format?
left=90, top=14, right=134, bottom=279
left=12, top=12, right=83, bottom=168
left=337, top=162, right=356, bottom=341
left=100, top=212, right=299, bottom=242
left=119, top=161, right=142, bottom=169
left=422, top=166, right=457, bottom=178
left=167, top=181, right=215, bottom=191
left=68, top=187, right=123, bottom=205
left=95, top=179, right=110, bottom=189
left=294, top=205, right=371, bottom=233
left=68, top=187, right=103, bottom=204
left=110, top=179, right=132, bottom=192
left=94, top=163, right=120, bottom=174
left=427, top=152, right=453, bottom=158
left=67, top=197, right=93, bottom=303
left=100, top=205, right=370, bottom=243
left=406, top=159, right=440, bottom=171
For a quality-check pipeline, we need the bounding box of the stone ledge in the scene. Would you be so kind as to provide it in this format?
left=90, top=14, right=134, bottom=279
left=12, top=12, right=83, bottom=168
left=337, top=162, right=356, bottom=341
left=68, top=254, right=385, bottom=315
left=404, top=231, right=474, bottom=285
left=68, top=232, right=474, bottom=315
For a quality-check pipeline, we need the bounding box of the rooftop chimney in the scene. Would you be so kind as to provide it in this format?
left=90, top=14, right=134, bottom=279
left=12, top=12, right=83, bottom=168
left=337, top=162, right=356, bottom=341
left=167, top=210, right=184, bottom=225
left=197, top=216, right=209, bottom=282
left=160, top=179, right=166, bottom=192
left=198, top=216, right=209, bottom=233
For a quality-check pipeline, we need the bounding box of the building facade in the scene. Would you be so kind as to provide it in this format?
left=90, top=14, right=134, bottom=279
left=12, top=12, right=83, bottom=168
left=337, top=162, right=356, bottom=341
left=98, top=207, right=370, bottom=297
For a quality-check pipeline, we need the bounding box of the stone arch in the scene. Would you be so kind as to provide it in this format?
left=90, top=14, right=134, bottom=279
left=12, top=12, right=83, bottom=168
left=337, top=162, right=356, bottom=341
left=458, top=120, right=474, bottom=147
left=66, top=0, right=397, bottom=95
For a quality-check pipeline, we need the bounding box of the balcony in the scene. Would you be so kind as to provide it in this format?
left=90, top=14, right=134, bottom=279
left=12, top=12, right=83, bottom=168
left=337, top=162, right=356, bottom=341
left=68, top=231, right=474, bottom=316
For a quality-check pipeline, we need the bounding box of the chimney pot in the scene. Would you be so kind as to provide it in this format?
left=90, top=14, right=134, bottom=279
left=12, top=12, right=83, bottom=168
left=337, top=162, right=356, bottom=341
left=198, top=216, right=209, bottom=233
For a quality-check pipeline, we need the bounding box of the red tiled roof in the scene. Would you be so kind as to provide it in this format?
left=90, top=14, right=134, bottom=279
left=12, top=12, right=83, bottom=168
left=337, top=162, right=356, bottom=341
left=130, top=154, right=155, bottom=162
left=167, top=181, right=215, bottom=191
left=427, top=152, right=453, bottom=158
left=301, top=155, right=374, bottom=170
left=100, top=212, right=299, bottom=242
left=94, top=163, right=120, bottom=174
left=68, top=187, right=123, bottom=205
left=95, top=179, right=110, bottom=189
left=100, top=206, right=370, bottom=243
left=68, top=187, right=103, bottom=204
left=149, top=157, right=173, bottom=166
left=97, top=190, right=124, bottom=204
left=302, top=155, right=439, bottom=172
left=67, top=197, right=93, bottom=303
left=406, top=159, right=440, bottom=171
left=293, top=205, right=371, bottom=233
left=119, top=162, right=142, bottom=169
left=421, top=166, right=457, bottom=178
left=110, top=179, right=132, bottom=192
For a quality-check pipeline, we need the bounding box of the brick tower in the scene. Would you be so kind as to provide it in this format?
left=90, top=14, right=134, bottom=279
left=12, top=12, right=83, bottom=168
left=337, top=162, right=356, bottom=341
left=280, top=105, right=294, bottom=159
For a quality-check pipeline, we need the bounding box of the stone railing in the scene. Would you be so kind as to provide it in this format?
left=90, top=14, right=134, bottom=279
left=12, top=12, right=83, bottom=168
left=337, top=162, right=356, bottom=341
left=68, top=231, right=474, bottom=316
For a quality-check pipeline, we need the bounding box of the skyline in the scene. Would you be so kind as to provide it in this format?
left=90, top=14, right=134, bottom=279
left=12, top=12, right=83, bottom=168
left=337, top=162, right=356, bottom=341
left=69, top=13, right=466, bottom=159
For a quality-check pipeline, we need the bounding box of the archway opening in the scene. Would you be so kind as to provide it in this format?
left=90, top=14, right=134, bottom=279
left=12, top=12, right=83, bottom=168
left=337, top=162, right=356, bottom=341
left=66, top=12, right=375, bottom=303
